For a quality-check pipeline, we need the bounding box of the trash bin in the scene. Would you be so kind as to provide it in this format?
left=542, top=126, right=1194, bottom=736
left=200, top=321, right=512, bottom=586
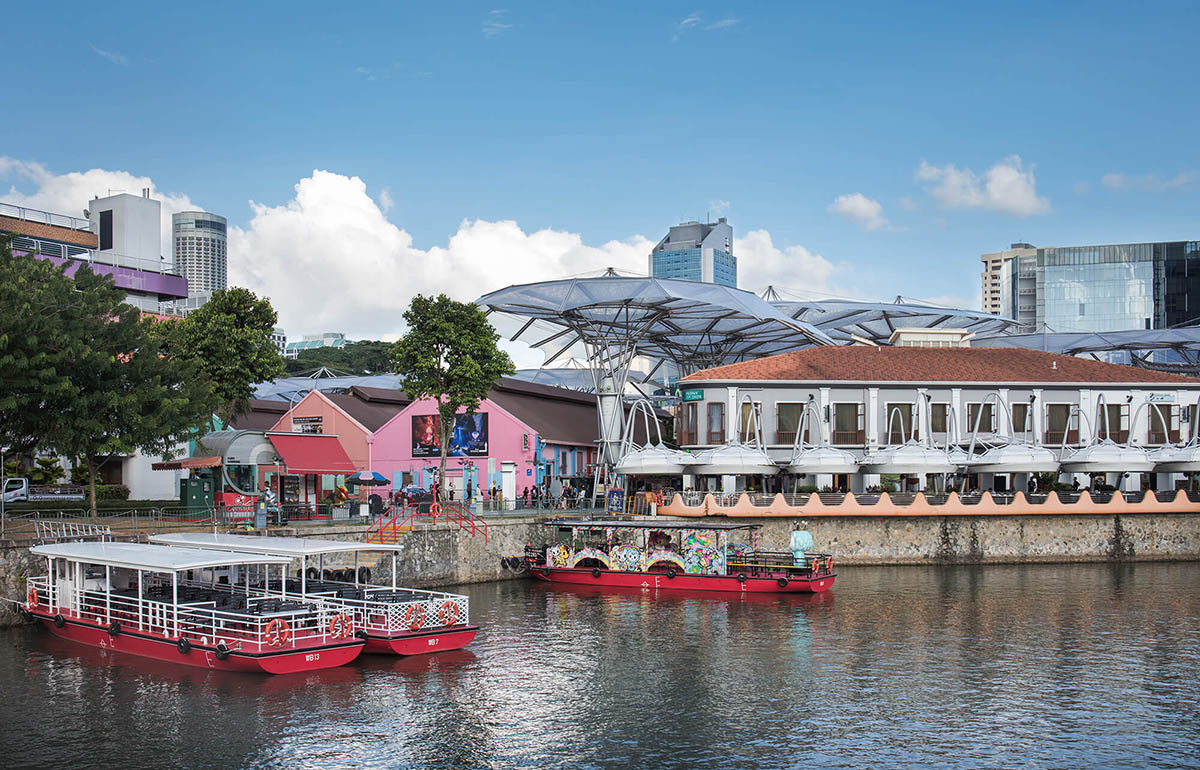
left=254, top=503, right=268, bottom=530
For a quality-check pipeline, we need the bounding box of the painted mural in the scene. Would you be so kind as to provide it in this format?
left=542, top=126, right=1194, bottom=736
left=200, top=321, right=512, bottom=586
left=411, top=413, right=489, bottom=458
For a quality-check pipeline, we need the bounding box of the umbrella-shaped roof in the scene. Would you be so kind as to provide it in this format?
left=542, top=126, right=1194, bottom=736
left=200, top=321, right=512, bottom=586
left=692, top=443, right=780, bottom=475
left=858, top=440, right=958, bottom=475
left=772, top=296, right=1019, bottom=344
left=615, top=443, right=701, bottom=476
left=477, top=275, right=835, bottom=371
left=970, top=443, right=1061, bottom=473
left=1149, top=443, right=1200, bottom=472
left=786, top=445, right=860, bottom=475
left=1059, top=440, right=1155, bottom=473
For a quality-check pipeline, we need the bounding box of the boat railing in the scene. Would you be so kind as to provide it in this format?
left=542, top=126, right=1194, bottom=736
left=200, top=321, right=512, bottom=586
left=41, top=580, right=356, bottom=652
left=726, top=551, right=834, bottom=575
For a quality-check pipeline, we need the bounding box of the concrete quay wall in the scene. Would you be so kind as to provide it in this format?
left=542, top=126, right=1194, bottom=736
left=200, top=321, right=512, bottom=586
left=2, top=511, right=1198, bottom=626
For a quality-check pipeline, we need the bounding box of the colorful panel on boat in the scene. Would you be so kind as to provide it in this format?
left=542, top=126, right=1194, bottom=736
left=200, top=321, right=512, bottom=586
left=609, top=545, right=644, bottom=572
left=643, top=550, right=687, bottom=572
left=570, top=548, right=612, bottom=568
left=548, top=544, right=572, bottom=567
left=684, top=545, right=724, bottom=575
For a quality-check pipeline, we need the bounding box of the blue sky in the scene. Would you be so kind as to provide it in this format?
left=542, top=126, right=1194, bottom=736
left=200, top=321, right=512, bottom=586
left=2, top=1, right=1198, bottom=340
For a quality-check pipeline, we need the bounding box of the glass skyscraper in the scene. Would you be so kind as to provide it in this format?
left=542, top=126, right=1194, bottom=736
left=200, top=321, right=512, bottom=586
left=984, top=240, right=1200, bottom=334
left=649, top=218, right=737, bottom=287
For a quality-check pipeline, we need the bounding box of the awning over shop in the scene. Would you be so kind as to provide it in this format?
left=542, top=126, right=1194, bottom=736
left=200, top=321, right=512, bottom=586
left=267, top=433, right=357, bottom=474
left=151, top=455, right=222, bottom=471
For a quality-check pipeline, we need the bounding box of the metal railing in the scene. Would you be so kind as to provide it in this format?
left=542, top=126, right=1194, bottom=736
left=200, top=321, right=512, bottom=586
left=10, top=235, right=181, bottom=276
left=301, top=583, right=470, bottom=634
left=34, top=521, right=111, bottom=542
left=0, top=201, right=92, bottom=230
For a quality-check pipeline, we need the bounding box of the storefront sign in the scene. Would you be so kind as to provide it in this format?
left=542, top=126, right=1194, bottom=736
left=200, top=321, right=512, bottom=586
left=606, top=489, right=626, bottom=513
left=1148, top=393, right=1176, bottom=403
left=681, top=389, right=704, bottom=402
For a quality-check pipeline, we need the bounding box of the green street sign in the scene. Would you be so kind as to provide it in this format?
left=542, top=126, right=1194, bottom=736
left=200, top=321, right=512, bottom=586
left=682, top=389, right=704, bottom=402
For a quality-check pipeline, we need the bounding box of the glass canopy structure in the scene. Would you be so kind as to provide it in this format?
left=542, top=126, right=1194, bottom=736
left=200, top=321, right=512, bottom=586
left=476, top=276, right=835, bottom=477
left=768, top=295, right=1020, bottom=344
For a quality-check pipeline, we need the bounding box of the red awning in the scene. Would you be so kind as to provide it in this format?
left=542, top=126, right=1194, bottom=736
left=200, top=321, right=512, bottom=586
left=151, top=455, right=223, bottom=471
left=267, top=433, right=357, bottom=474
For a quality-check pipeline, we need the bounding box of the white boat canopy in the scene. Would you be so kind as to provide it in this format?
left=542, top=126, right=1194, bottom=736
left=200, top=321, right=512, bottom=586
left=149, top=532, right=393, bottom=558
left=29, top=542, right=293, bottom=574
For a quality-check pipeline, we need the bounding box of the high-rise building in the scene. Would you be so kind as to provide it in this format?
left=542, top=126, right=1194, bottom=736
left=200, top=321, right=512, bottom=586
left=285, top=331, right=349, bottom=360
left=981, top=240, right=1200, bottom=334
left=649, top=218, right=736, bottom=287
left=173, top=211, right=227, bottom=296
left=272, top=327, right=287, bottom=357
left=980, top=243, right=1036, bottom=330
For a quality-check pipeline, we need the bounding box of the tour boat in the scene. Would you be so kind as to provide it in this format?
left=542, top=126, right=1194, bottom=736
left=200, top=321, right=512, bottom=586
left=149, top=533, right=478, bottom=656
left=21, top=542, right=366, bottom=674
left=521, top=519, right=836, bottom=593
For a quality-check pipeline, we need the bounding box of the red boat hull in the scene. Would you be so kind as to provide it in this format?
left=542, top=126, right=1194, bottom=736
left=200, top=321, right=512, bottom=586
left=362, top=625, right=480, bottom=656
left=32, top=611, right=365, bottom=674
left=530, top=566, right=835, bottom=593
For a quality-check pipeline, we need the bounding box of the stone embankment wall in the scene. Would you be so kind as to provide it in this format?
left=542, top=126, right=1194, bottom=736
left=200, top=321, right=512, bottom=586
left=2, top=511, right=1198, bottom=626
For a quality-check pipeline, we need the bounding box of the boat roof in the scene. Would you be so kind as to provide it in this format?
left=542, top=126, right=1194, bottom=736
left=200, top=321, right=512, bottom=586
left=30, top=542, right=293, bottom=573
left=148, top=532, right=392, bottom=558
left=544, top=519, right=760, bottom=531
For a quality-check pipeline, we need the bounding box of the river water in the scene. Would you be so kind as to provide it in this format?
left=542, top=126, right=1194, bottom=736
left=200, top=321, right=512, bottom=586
left=1, top=563, right=1198, bottom=770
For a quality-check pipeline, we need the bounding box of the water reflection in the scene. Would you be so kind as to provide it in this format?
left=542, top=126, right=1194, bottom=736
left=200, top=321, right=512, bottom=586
left=2, top=563, right=1198, bottom=770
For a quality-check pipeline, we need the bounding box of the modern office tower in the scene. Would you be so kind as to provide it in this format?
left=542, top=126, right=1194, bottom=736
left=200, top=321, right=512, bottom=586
left=285, top=332, right=349, bottom=359
left=173, top=211, right=228, bottom=296
left=649, top=218, right=736, bottom=287
left=981, top=240, right=1200, bottom=334
left=272, top=327, right=287, bottom=357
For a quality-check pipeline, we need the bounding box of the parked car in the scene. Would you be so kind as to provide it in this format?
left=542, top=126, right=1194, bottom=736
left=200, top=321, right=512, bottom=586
left=2, top=478, right=86, bottom=505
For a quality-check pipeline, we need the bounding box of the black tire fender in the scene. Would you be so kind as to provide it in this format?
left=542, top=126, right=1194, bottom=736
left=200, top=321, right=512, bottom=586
left=591, top=568, right=602, bottom=578
left=737, top=573, right=748, bottom=583
left=177, top=638, right=191, bottom=654
left=357, top=566, right=371, bottom=583
left=777, top=577, right=789, bottom=588
left=54, top=614, right=66, bottom=628
left=108, top=622, right=121, bottom=637
left=216, top=643, right=230, bottom=661
left=666, top=567, right=678, bottom=579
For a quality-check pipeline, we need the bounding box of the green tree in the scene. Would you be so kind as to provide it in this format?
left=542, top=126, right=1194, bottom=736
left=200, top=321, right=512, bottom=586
left=284, top=340, right=394, bottom=376
left=0, top=237, right=85, bottom=455
left=164, top=288, right=285, bottom=432
left=0, top=242, right=212, bottom=516
left=391, top=295, right=514, bottom=501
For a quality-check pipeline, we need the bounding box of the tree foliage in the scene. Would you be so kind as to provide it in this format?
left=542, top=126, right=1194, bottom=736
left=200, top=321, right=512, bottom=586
left=283, top=340, right=393, bottom=376
left=0, top=239, right=213, bottom=516
left=159, top=287, right=285, bottom=431
left=390, top=295, right=515, bottom=500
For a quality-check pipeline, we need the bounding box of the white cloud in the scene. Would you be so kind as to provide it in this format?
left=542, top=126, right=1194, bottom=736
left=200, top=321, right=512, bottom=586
left=1073, top=181, right=1091, bottom=195
left=1102, top=171, right=1193, bottom=192
left=90, top=45, right=127, bottom=66
left=228, top=170, right=653, bottom=340
left=709, top=199, right=730, bottom=215
left=706, top=18, right=739, bottom=30
left=678, top=13, right=703, bottom=28
left=733, top=229, right=839, bottom=296
left=828, top=193, right=888, bottom=231
left=916, top=155, right=1050, bottom=216
left=0, top=157, right=200, bottom=256
left=898, top=195, right=919, bottom=212
left=377, top=187, right=394, bottom=213
left=483, top=9, right=513, bottom=38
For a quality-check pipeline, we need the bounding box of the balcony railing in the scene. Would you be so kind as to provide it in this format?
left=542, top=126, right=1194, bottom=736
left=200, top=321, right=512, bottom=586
left=12, top=235, right=181, bottom=276
left=0, top=201, right=93, bottom=231
left=1044, top=430, right=1080, bottom=445
left=1148, top=430, right=1181, bottom=445
left=831, top=429, right=865, bottom=445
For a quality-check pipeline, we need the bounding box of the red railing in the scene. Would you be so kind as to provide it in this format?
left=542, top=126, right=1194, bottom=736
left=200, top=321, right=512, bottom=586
left=398, top=501, right=488, bottom=544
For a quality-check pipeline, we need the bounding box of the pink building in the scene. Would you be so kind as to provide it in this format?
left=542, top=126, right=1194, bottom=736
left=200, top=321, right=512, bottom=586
left=370, top=379, right=601, bottom=500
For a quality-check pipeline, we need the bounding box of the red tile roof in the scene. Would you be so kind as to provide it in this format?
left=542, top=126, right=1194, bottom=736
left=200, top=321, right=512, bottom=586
left=682, top=346, right=1200, bottom=385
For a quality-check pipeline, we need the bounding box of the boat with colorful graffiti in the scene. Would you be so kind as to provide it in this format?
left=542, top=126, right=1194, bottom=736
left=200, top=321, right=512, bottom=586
left=148, top=533, right=478, bottom=656
left=20, top=542, right=366, bottom=674
left=521, top=519, right=836, bottom=593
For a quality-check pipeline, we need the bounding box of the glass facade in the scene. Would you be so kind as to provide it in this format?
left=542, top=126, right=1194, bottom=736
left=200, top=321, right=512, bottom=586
left=712, top=249, right=737, bottom=288
left=1035, top=241, right=1200, bottom=333
left=652, top=248, right=704, bottom=282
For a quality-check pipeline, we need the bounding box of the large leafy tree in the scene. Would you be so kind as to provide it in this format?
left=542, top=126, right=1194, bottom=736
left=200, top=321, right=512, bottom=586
left=284, top=340, right=393, bottom=376
left=391, top=295, right=515, bottom=501
left=165, top=288, right=285, bottom=432
left=0, top=239, right=212, bottom=516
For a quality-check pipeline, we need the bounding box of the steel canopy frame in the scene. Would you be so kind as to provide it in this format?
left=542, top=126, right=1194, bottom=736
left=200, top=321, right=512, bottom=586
left=770, top=296, right=1020, bottom=343
left=476, top=276, right=835, bottom=480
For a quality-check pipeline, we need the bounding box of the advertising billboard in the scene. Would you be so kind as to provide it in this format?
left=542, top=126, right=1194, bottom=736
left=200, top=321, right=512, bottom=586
left=412, top=413, right=489, bottom=457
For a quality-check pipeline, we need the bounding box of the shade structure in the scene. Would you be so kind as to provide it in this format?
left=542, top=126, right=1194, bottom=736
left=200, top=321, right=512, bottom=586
left=772, top=296, right=1019, bottom=344
left=969, top=443, right=1061, bottom=474
left=151, top=455, right=222, bottom=471
left=1058, top=440, right=1155, bottom=473
left=614, top=443, right=700, bottom=476
left=786, top=445, right=860, bottom=475
left=692, top=443, right=779, bottom=476
left=267, top=433, right=357, bottom=474
left=858, top=440, right=958, bottom=475
left=1148, top=443, right=1200, bottom=472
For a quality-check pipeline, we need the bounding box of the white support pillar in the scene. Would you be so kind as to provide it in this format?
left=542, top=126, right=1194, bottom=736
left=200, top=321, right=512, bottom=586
left=726, top=387, right=738, bottom=443
left=866, top=388, right=880, bottom=449
left=950, top=388, right=963, bottom=444
left=1032, top=389, right=1044, bottom=444
left=997, top=388, right=1011, bottom=439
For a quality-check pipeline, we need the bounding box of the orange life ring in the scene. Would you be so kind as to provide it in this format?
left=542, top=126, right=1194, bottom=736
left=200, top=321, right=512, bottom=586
left=655, top=492, right=664, bottom=506
left=438, top=601, right=461, bottom=626
left=264, top=618, right=291, bottom=647
left=26, top=586, right=39, bottom=610
left=404, top=604, right=427, bottom=631
left=429, top=501, right=442, bottom=518
left=328, top=613, right=352, bottom=639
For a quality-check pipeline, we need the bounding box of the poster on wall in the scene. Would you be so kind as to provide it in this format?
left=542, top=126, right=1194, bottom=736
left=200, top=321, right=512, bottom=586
left=412, top=413, right=489, bottom=457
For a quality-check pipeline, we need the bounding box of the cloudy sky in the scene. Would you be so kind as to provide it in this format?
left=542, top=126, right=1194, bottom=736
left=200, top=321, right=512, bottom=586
left=2, top=1, right=1197, bottom=351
